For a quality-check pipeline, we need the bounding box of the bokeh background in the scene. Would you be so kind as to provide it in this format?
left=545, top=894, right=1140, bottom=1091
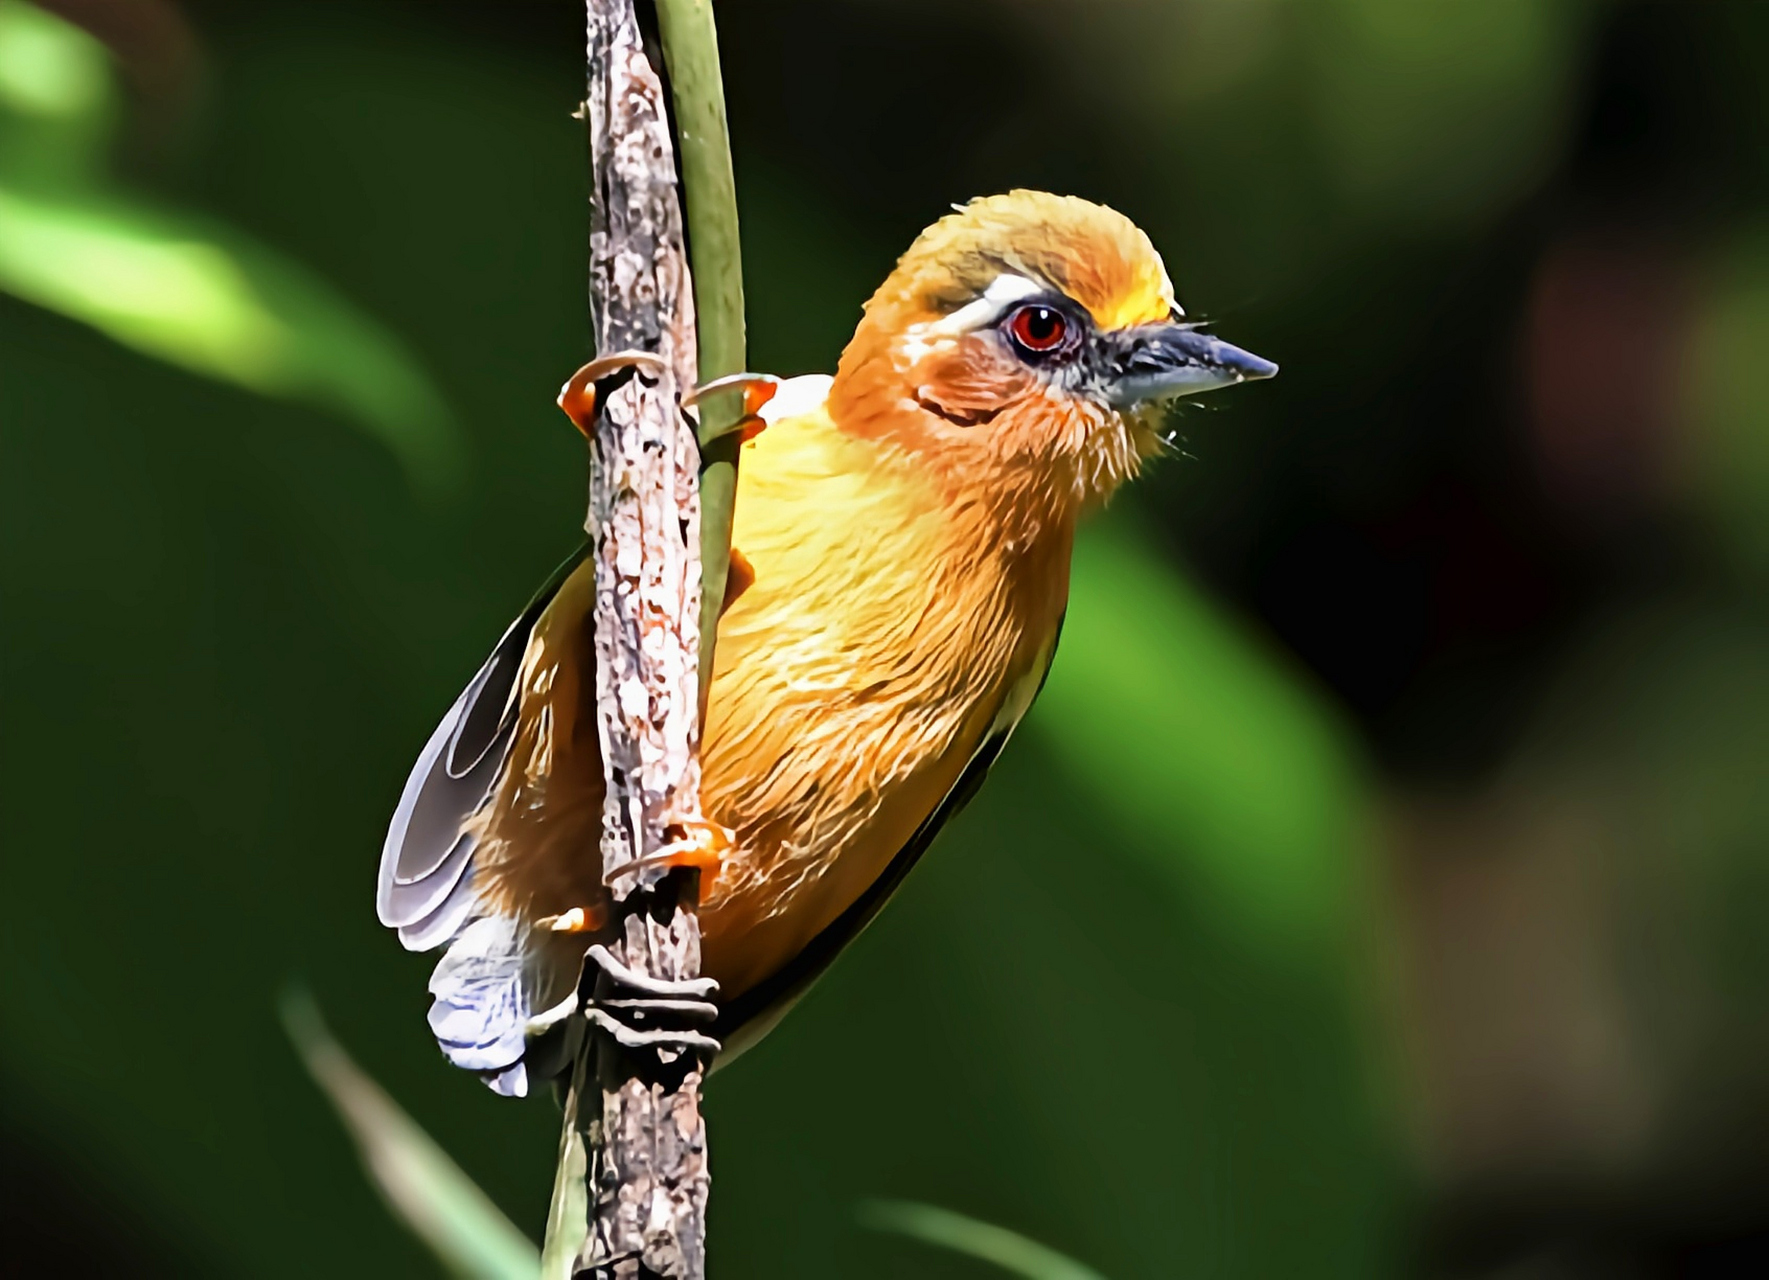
left=4, top=0, right=1767, bottom=1275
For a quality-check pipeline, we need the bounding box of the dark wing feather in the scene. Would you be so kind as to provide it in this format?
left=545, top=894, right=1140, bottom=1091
left=376, top=546, right=588, bottom=949
left=713, top=614, right=1065, bottom=1058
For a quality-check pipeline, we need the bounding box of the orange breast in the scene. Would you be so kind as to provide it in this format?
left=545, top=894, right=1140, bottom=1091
left=473, top=398, right=1072, bottom=1002
left=695, top=404, right=1070, bottom=997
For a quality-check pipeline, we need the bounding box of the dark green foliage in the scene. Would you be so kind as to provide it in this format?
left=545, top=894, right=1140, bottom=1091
left=7, top=2, right=1769, bottom=1277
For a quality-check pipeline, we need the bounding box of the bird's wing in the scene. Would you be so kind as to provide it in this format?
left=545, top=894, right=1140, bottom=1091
left=375, top=546, right=588, bottom=951
left=712, top=615, right=1064, bottom=1060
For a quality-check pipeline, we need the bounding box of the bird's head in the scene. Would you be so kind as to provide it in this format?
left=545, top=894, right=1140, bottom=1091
left=829, top=190, right=1275, bottom=511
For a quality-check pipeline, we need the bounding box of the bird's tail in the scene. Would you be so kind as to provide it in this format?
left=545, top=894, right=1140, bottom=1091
left=424, top=916, right=581, bottom=1097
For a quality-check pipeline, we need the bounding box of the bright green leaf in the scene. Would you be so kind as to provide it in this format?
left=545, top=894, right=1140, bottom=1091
left=0, top=0, right=462, bottom=494
left=859, top=1201, right=1108, bottom=1280
left=0, top=185, right=464, bottom=492
left=1030, top=514, right=1370, bottom=954
left=0, top=0, right=108, bottom=119
left=281, top=991, right=540, bottom=1280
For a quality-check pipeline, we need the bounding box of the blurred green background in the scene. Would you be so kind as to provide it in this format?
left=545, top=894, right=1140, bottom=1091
left=3, top=0, right=1766, bottom=1275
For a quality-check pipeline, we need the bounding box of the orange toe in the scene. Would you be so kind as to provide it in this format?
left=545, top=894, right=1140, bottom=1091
left=741, top=378, right=778, bottom=418
left=557, top=351, right=670, bottom=435
left=656, top=820, right=734, bottom=892
left=535, top=903, right=609, bottom=934
left=557, top=366, right=599, bottom=436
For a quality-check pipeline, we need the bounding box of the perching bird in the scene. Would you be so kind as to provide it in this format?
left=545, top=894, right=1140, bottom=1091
left=377, top=191, right=1275, bottom=1094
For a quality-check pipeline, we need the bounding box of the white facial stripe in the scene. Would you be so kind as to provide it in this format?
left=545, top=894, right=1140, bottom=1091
left=898, top=272, right=1050, bottom=366
left=925, top=272, right=1048, bottom=337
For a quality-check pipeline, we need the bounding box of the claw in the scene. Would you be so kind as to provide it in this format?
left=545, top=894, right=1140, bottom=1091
left=524, top=989, right=581, bottom=1037
left=561, top=362, right=778, bottom=447
left=585, top=1008, right=721, bottom=1056
left=580, top=944, right=722, bottom=1060
left=586, top=944, right=719, bottom=1000
left=685, top=372, right=779, bottom=446
left=681, top=371, right=779, bottom=416
left=605, top=819, right=734, bottom=891
left=556, top=350, right=670, bottom=435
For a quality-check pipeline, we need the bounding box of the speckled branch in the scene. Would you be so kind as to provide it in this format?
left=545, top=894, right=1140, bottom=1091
left=539, top=2, right=710, bottom=1276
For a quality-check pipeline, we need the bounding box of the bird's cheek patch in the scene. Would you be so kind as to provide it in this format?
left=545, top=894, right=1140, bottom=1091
left=911, top=338, right=1040, bottom=428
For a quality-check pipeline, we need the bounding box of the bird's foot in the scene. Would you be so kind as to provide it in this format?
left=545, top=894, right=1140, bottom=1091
left=605, top=818, right=734, bottom=892
left=582, top=942, right=721, bottom=1057
left=685, top=371, right=777, bottom=447
left=556, top=350, right=669, bottom=435
left=557, top=357, right=777, bottom=446
left=681, top=371, right=780, bottom=444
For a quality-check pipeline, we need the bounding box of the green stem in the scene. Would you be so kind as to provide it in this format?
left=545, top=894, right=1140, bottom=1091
left=654, top=0, right=745, bottom=693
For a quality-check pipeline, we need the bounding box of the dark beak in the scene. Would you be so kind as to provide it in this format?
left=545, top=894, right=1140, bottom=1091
left=1104, top=322, right=1278, bottom=408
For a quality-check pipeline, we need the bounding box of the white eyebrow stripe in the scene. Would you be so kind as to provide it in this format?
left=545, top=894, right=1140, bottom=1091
left=897, top=272, right=1053, bottom=367
left=923, top=272, right=1049, bottom=338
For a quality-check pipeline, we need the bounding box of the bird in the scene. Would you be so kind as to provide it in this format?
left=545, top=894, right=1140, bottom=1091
left=376, top=190, right=1276, bottom=1095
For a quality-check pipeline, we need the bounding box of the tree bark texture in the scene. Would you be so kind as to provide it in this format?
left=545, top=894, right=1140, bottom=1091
left=557, top=1, right=710, bottom=1276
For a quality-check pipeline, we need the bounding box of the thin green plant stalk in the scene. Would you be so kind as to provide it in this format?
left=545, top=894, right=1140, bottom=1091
left=282, top=991, right=541, bottom=1280
left=654, top=0, right=746, bottom=691
left=539, top=1047, right=593, bottom=1278
left=539, top=3, right=742, bottom=1275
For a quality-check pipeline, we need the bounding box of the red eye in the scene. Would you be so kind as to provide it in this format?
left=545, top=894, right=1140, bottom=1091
left=1006, top=304, right=1070, bottom=355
